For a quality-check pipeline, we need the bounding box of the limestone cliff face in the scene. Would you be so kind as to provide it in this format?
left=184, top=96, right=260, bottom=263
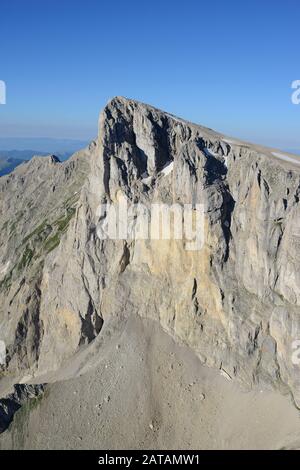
left=1, top=97, right=300, bottom=404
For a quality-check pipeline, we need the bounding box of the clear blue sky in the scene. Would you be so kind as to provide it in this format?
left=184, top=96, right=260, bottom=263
left=0, top=0, right=300, bottom=148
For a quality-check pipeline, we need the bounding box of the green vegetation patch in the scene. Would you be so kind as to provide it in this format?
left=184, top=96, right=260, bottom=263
left=54, top=207, right=76, bottom=233
left=18, top=245, right=34, bottom=271
left=22, top=220, right=50, bottom=244
left=0, top=269, right=13, bottom=292
left=43, top=233, right=61, bottom=254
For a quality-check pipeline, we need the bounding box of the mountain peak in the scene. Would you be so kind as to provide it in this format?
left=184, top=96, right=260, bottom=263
left=1, top=100, right=300, bottom=448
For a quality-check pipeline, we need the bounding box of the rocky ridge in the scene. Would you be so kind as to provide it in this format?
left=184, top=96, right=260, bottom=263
left=1, top=97, right=300, bottom=428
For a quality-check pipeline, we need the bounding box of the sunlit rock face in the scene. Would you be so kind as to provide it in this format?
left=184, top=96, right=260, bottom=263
left=1, top=96, right=300, bottom=405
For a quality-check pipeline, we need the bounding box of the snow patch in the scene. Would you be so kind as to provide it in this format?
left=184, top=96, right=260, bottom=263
left=165, top=113, right=186, bottom=124
left=142, top=176, right=152, bottom=185
left=223, top=138, right=238, bottom=145
left=160, top=161, right=174, bottom=176
left=204, top=147, right=228, bottom=169
left=272, top=152, right=300, bottom=166
left=203, top=147, right=217, bottom=158
left=141, top=172, right=153, bottom=185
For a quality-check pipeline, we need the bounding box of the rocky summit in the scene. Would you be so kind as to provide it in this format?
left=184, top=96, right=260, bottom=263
left=1, top=97, right=300, bottom=449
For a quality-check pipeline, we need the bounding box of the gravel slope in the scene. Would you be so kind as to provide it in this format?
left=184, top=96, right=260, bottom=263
left=1, top=315, right=300, bottom=450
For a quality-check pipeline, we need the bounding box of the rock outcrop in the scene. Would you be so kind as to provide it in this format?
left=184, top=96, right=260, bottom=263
left=1, top=96, right=300, bottom=411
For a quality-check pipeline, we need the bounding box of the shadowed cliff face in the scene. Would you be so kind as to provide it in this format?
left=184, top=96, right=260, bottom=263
left=1, top=97, right=300, bottom=406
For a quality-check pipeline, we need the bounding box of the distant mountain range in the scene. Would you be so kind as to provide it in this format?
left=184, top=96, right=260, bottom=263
left=0, top=138, right=90, bottom=176
left=0, top=155, right=28, bottom=177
